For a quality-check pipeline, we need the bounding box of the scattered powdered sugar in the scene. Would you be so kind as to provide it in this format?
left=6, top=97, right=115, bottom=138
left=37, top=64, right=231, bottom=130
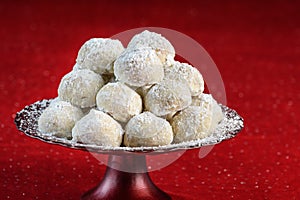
left=14, top=99, right=243, bottom=153
left=15, top=99, right=51, bottom=138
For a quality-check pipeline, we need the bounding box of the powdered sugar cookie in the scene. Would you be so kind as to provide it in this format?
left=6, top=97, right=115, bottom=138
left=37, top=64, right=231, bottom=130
left=58, top=69, right=104, bottom=108
left=165, top=61, right=204, bottom=96
left=124, top=112, right=173, bottom=147
left=114, top=48, right=164, bottom=87
left=96, top=82, right=142, bottom=123
left=72, top=109, right=123, bottom=147
left=144, top=79, right=192, bottom=116
left=127, top=30, right=175, bottom=65
left=192, top=93, right=224, bottom=133
left=76, top=38, right=124, bottom=74
left=171, top=106, right=212, bottom=143
left=38, top=99, right=84, bottom=138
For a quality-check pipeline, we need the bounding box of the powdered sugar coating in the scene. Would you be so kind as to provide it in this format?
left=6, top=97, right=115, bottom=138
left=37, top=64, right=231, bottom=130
left=72, top=63, right=81, bottom=71
left=127, top=30, right=175, bottom=65
left=144, top=79, right=192, bottom=116
left=124, top=112, right=173, bottom=147
left=165, top=61, right=204, bottom=96
left=38, top=99, right=84, bottom=138
left=210, top=99, right=224, bottom=133
left=114, top=48, right=164, bottom=87
left=96, top=82, right=142, bottom=123
left=72, top=109, right=123, bottom=147
left=171, top=105, right=212, bottom=143
left=58, top=69, right=104, bottom=108
left=192, top=93, right=224, bottom=133
left=191, top=93, right=213, bottom=108
left=76, top=38, right=124, bottom=74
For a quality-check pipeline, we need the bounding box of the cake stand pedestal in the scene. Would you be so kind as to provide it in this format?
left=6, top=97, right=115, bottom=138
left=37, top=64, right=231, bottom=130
left=82, top=154, right=170, bottom=200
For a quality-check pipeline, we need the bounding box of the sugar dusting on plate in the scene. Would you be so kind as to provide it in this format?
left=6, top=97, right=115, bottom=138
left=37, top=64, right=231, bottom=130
left=14, top=99, right=243, bottom=153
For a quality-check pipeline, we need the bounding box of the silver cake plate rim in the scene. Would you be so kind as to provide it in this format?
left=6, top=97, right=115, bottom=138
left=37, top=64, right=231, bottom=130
left=14, top=99, right=244, bottom=154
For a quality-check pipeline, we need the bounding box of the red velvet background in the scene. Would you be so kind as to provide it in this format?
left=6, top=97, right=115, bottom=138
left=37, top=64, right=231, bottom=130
left=1, top=0, right=299, bottom=199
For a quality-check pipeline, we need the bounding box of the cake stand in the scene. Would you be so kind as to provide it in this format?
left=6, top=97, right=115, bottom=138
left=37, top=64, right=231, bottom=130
left=14, top=99, right=244, bottom=200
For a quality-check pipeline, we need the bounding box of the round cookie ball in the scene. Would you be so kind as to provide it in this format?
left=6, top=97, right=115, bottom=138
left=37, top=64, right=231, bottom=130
left=58, top=69, right=104, bottom=108
left=144, top=79, right=192, bottom=116
left=76, top=38, right=125, bottom=74
left=114, top=48, right=164, bottom=87
left=127, top=30, right=175, bottom=65
left=165, top=61, right=204, bottom=96
left=124, top=112, right=173, bottom=147
left=38, top=99, right=84, bottom=138
left=96, top=82, right=142, bottom=123
left=72, top=109, right=123, bottom=147
left=192, top=93, right=224, bottom=133
left=171, top=106, right=212, bottom=143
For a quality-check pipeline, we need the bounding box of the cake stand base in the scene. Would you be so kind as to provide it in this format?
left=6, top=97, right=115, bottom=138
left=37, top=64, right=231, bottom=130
left=81, top=154, right=171, bottom=200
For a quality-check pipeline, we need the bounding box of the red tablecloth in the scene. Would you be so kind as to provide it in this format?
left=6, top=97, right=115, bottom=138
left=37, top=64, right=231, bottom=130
left=1, top=0, right=299, bottom=199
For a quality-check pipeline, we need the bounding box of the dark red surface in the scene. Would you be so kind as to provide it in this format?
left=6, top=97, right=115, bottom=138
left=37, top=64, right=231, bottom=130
left=1, top=0, right=299, bottom=199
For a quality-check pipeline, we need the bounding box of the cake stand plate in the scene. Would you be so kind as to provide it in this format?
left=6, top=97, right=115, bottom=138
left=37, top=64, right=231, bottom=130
left=15, top=99, right=244, bottom=200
